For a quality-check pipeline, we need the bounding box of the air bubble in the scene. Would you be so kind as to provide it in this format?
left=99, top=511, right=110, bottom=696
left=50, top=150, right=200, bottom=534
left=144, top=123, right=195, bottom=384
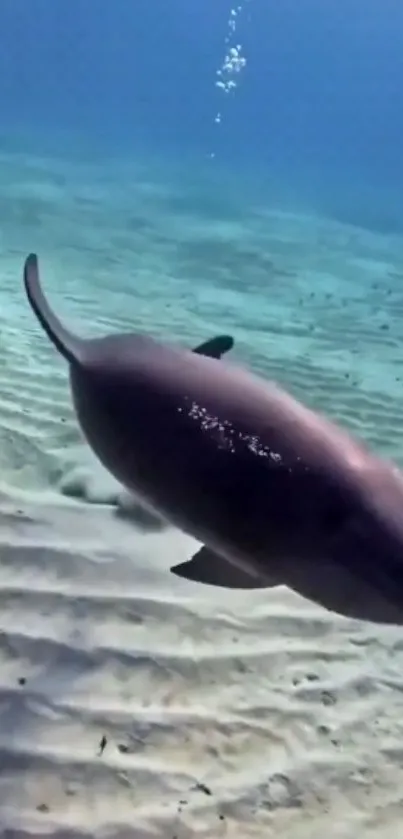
left=209, top=1, right=252, bottom=158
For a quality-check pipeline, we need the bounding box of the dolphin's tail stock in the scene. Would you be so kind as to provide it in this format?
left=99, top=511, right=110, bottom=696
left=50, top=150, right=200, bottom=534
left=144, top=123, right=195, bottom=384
left=23, top=253, right=85, bottom=366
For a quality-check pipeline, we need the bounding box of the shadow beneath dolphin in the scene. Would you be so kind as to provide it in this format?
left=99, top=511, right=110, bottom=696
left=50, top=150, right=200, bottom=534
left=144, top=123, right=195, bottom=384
left=113, top=496, right=166, bottom=533
left=58, top=460, right=167, bottom=533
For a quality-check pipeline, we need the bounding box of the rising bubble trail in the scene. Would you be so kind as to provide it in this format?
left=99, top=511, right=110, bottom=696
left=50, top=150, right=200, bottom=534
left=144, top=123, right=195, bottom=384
left=210, top=1, right=251, bottom=158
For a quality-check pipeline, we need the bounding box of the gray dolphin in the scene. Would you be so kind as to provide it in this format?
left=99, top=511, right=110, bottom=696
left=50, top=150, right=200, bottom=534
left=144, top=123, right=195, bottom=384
left=24, top=253, right=403, bottom=624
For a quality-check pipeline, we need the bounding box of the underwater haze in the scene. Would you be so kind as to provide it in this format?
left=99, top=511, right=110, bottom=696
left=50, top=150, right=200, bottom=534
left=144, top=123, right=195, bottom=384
left=0, top=1, right=403, bottom=838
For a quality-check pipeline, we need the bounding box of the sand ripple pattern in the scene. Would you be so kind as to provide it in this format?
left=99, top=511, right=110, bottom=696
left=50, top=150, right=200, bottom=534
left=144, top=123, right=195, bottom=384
left=0, top=500, right=403, bottom=837
left=0, top=152, right=402, bottom=836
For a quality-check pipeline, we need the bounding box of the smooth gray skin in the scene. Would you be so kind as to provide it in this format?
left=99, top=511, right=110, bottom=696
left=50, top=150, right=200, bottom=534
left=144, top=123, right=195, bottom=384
left=24, top=252, right=403, bottom=625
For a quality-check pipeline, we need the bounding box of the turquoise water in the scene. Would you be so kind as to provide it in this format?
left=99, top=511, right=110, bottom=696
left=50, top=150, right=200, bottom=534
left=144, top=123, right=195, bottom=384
left=1, top=4, right=403, bottom=836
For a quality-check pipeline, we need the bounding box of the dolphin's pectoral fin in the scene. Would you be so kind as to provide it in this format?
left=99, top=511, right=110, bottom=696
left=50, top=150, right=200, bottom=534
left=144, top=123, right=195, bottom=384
left=192, top=335, right=234, bottom=359
left=171, top=545, right=268, bottom=589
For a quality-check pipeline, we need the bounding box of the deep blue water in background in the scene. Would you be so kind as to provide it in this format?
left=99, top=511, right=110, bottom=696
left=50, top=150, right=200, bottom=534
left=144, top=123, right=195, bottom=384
left=0, top=0, right=402, bottom=232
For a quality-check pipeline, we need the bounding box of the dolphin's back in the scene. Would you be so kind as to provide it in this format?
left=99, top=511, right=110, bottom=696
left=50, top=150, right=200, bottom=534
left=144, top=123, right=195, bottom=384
left=70, top=339, right=369, bottom=563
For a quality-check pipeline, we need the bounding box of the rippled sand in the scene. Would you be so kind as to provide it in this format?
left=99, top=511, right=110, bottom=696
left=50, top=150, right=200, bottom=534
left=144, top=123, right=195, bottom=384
left=2, top=496, right=403, bottom=838
left=1, top=148, right=403, bottom=837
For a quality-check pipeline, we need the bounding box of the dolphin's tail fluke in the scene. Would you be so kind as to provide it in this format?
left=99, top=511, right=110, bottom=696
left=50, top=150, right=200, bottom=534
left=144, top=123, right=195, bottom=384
left=23, top=253, right=85, bottom=366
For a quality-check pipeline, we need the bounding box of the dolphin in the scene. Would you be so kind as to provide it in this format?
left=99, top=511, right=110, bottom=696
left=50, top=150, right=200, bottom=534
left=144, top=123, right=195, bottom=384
left=24, top=252, right=403, bottom=625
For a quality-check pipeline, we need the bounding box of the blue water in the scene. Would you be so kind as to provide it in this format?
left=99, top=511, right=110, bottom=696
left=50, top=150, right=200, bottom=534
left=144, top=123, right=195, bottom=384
left=1, top=4, right=403, bottom=835
left=1, top=0, right=403, bottom=226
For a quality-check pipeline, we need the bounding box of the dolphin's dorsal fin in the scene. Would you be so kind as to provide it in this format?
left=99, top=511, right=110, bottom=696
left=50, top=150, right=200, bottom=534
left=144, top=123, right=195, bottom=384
left=23, top=253, right=85, bottom=366
left=193, top=335, right=234, bottom=359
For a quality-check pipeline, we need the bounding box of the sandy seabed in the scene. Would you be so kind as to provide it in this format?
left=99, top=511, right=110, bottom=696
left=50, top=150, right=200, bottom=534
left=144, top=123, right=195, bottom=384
left=1, top=147, right=403, bottom=837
